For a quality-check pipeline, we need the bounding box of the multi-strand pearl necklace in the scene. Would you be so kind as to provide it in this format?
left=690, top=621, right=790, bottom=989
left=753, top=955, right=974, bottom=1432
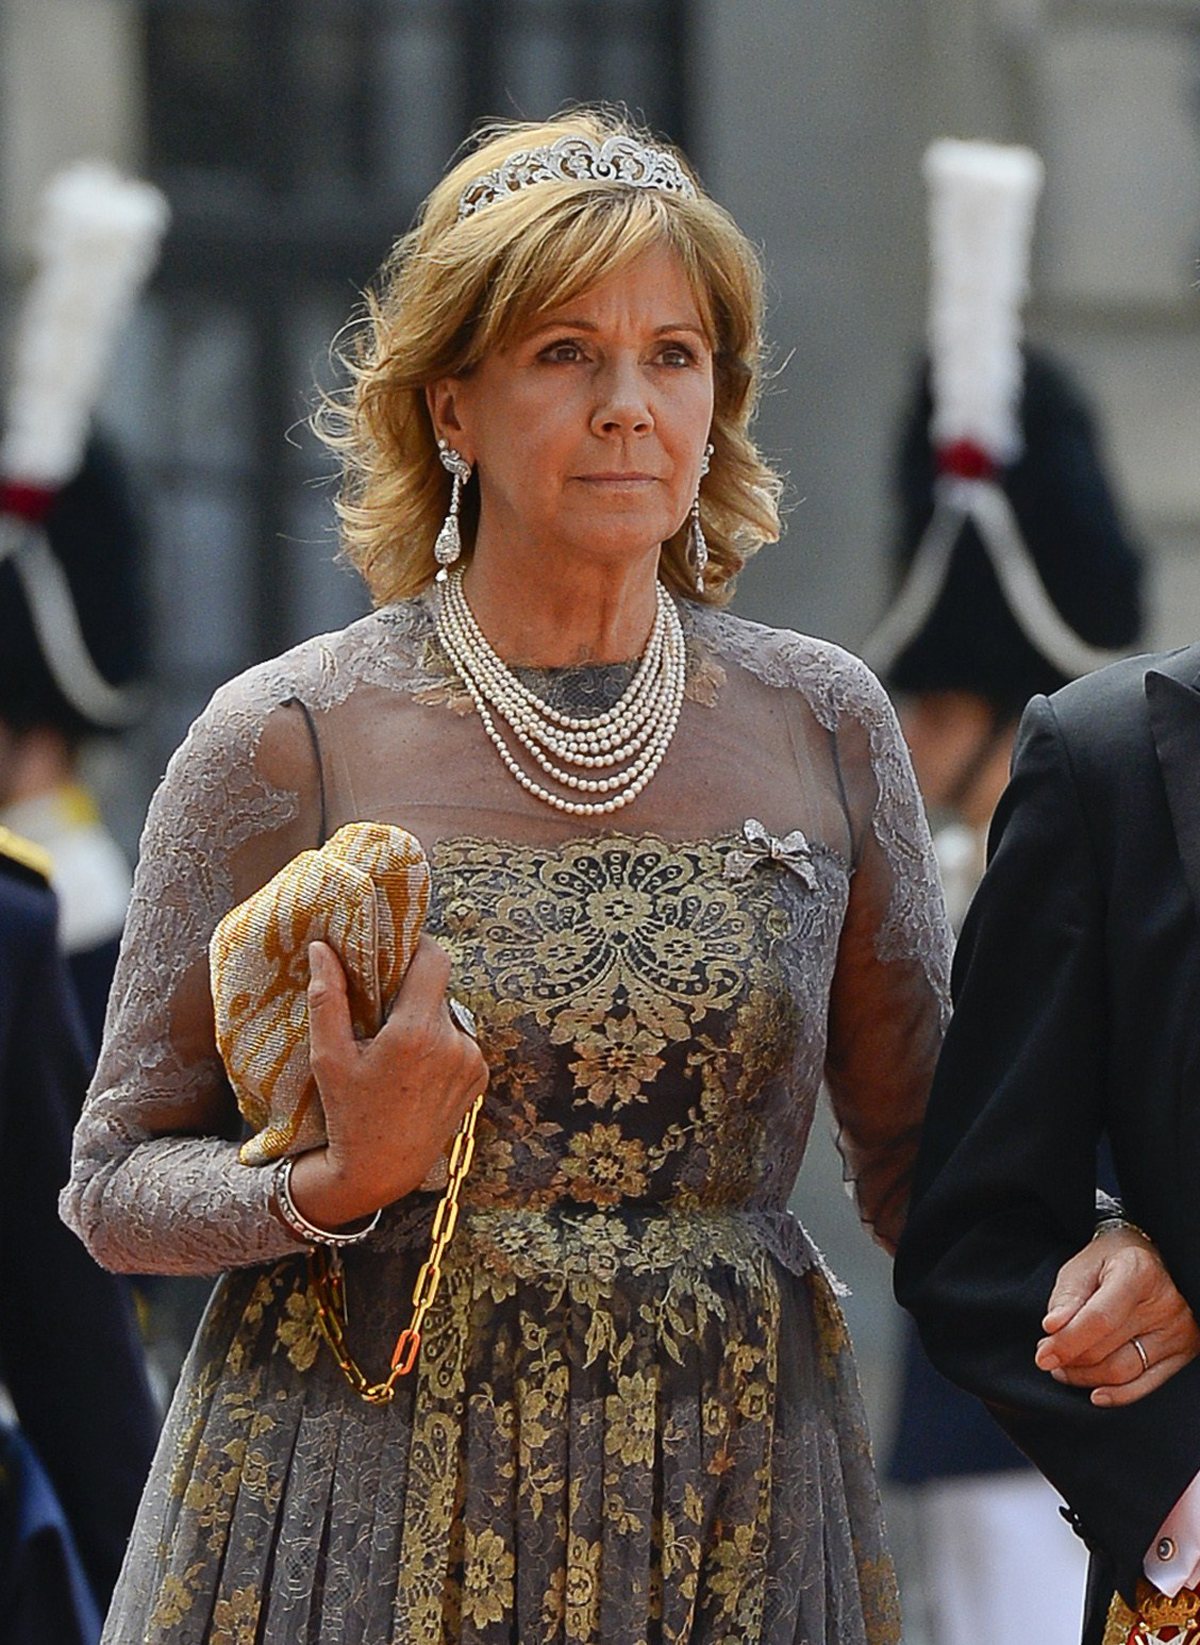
left=435, top=567, right=687, bottom=816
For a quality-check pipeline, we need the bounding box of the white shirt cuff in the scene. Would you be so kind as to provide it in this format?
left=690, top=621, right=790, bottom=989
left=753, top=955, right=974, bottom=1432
left=1146, top=1470, right=1200, bottom=1598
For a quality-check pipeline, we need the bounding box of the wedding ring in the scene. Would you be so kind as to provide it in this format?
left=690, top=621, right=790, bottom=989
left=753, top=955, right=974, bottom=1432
left=447, top=996, right=478, bottom=1040
left=1132, top=1335, right=1150, bottom=1373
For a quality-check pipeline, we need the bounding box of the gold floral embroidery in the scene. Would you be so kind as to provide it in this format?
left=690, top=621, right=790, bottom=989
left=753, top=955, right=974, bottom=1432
left=182, top=1439, right=241, bottom=1551
left=414, top=636, right=474, bottom=715
left=726, top=985, right=798, bottom=1108
left=210, top=1585, right=261, bottom=1645
left=558, top=1123, right=650, bottom=1205
left=856, top=1554, right=904, bottom=1645
left=222, top=1272, right=272, bottom=1379
left=604, top=1369, right=659, bottom=1467
left=149, top=1564, right=206, bottom=1630
left=461, top=1526, right=515, bottom=1627
left=237, top=1446, right=279, bottom=1509
left=568, top=1014, right=665, bottom=1107
left=565, top=1531, right=603, bottom=1637
left=538, top=1563, right=567, bottom=1634
left=812, top=1266, right=852, bottom=1382
left=275, top=1281, right=321, bottom=1371
left=707, top=1522, right=757, bottom=1603
left=436, top=836, right=754, bottom=1030
left=427, top=832, right=834, bottom=1218
left=128, top=824, right=896, bottom=1645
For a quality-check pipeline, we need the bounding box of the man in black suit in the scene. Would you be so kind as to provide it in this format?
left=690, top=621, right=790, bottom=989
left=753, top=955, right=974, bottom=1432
left=0, top=826, right=158, bottom=1635
left=895, top=651, right=1200, bottom=1643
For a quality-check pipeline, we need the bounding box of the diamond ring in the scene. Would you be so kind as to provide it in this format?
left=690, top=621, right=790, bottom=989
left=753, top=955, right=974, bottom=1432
left=447, top=997, right=478, bottom=1040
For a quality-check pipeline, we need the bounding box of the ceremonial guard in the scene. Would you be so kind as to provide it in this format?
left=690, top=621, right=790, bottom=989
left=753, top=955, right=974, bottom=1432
left=0, top=825, right=157, bottom=1640
left=0, top=163, right=168, bottom=1052
left=893, top=140, right=1200, bottom=1645
left=869, top=140, right=1145, bottom=1645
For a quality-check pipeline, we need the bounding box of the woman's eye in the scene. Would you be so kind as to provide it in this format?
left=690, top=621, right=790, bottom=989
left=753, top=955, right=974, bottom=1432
left=657, top=343, right=696, bottom=367
left=540, top=340, right=584, bottom=363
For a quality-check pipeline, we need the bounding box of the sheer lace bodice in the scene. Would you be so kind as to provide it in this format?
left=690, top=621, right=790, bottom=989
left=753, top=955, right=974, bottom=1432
left=62, top=592, right=949, bottom=1273
left=71, top=590, right=953, bottom=1645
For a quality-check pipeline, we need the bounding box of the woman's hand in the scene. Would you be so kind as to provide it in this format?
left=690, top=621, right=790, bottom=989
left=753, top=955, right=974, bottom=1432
left=287, top=937, right=489, bottom=1231
left=1035, top=1225, right=1200, bottom=1406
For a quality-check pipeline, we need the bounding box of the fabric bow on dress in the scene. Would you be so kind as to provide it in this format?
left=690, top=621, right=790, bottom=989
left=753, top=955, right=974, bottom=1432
left=723, top=819, right=819, bottom=891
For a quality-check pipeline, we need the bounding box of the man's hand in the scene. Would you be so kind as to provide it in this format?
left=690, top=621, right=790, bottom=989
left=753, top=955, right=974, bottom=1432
left=1036, top=1225, right=1200, bottom=1406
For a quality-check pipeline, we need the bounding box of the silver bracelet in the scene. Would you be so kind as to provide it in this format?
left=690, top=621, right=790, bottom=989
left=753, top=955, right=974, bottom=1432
left=272, top=1157, right=382, bottom=1247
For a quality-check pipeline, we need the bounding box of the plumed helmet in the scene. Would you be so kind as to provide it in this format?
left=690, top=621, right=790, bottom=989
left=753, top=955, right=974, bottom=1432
left=867, top=138, right=1145, bottom=712
left=881, top=347, right=1144, bottom=714
left=0, top=163, right=167, bottom=741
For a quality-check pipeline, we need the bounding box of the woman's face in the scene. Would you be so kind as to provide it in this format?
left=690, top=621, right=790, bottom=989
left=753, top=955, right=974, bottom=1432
left=431, top=242, right=715, bottom=572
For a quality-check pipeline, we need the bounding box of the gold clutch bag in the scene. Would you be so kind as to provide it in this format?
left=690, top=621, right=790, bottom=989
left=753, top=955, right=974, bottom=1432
left=209, top=820, right=431, bottom=1167
left=209, top=819, right=483, bottom=1402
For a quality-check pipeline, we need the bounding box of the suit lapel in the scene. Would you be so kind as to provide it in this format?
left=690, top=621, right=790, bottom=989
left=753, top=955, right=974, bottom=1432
left=1147, top=652, right=1200, bottom=926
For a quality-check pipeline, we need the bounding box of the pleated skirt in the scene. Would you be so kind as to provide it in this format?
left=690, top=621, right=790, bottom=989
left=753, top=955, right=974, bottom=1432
left=104, top=1205, right=901, bottom=1645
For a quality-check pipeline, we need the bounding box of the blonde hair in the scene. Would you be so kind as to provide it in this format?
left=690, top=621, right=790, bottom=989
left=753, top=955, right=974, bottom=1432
left=315, top=108, right=782, bottom=606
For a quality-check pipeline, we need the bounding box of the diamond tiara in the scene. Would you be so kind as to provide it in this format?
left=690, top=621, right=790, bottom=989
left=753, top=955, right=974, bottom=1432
left=456, top=133, right=697, bottom=222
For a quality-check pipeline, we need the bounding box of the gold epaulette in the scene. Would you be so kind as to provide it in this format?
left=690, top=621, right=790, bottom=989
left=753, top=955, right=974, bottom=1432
left=0, top=825, right=54, bottom=887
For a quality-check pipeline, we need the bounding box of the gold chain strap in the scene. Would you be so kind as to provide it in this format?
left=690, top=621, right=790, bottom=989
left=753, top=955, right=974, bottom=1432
left=308, top=1092, right=484, bottom=1405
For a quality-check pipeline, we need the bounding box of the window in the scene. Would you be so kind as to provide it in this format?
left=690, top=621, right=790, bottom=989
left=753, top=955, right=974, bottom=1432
left=135, top=0, right=693, bottom=750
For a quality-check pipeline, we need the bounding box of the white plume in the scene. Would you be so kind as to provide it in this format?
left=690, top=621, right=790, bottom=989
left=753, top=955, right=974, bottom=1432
left=1, top=162, right=170, bottom=487
left=924, top=139, right=1043, bottom=463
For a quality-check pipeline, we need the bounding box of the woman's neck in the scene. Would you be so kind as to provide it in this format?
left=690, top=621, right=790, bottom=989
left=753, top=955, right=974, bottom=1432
left=459, top=543, right=664, bottom=667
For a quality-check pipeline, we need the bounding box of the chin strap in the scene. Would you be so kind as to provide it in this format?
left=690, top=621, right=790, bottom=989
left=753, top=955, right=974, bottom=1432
left=865, top=475, right=1134, bottom=684
left=0, top=514, right=144, bottom=729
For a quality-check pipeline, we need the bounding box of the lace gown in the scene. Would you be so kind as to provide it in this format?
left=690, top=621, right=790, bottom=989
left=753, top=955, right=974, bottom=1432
left=62, top=592, right=950, bottom=1645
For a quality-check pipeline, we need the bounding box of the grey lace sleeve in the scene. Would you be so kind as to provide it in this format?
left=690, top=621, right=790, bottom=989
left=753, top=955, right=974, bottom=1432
left=821, top=652, right=952, bottom=1252
left=60, top=669, right=324, bottom=1275
left=686, top=606, right=953, bottom=1249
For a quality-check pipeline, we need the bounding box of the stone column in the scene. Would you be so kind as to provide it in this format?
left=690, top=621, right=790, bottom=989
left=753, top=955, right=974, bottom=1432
left=693, top=0, right=930, bottom=648
left=0, top=0, right=144, bottom=268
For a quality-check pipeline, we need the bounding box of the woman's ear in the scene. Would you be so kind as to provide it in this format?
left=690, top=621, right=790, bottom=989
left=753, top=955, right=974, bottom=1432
left=426, top=379, right=470, bottom=460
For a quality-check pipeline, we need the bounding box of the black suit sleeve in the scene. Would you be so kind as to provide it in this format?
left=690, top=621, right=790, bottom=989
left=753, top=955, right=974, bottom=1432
left=0, top=887, right=159, bottom=1609
left=895, top=693, right=1200, bottom=1605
